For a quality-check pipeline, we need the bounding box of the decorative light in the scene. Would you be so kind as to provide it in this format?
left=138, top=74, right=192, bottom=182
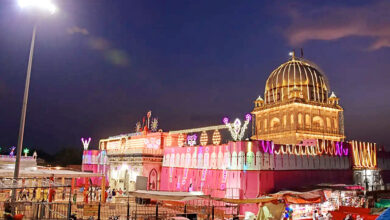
left=261, top=141, right=274, bottom=154
left=151, top=118, right=159, bottom=132
left=166, top=135, right=172, bottom=147
left=200, top=131, right=208, bottom=146
left=23, top=148, right=30, bottom=157
left=9, top=146, right=16, bottom=156
left=81, top=137, right=91, bottom=150
left=223, top=114, right=251, bottom=141
left=187, top=134, right=197, bottom=147
left=212, top=130, right=221, bottom=145
left=144, top=138, right=161, bottom=149
left=178, top=133, right=185, bottom=147
left=351, top=141, right=376, bottom=169
left=135, top=122, right=141, bottom=132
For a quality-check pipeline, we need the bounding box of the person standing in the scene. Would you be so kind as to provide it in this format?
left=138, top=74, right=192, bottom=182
left=313, top=210, right=318, bottom=220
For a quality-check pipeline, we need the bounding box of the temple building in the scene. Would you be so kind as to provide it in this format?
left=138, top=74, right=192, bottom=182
left=252, top=52, right=345, bottom=144
left=81, top=52, right=390, bottom=215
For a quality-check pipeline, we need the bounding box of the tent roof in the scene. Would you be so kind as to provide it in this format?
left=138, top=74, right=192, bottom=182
left=0, top=168, right=102, bottom=178
left=128, top=190, right=209, bottom=201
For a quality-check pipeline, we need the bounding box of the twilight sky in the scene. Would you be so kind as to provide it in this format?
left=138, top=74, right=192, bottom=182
left=0, top=0, right=389, bottom=153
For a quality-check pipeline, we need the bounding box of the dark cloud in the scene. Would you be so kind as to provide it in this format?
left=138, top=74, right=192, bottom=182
left=286, top=2, right=390, bottom=50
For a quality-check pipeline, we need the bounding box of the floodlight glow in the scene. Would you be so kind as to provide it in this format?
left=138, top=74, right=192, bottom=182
left=18, top=0, right=57, bottom=14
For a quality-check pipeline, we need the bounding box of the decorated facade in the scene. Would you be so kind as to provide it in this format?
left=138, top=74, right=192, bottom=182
left=82, top=53, right=390, bottom=213
left=252, top=53, right=345, bottom=144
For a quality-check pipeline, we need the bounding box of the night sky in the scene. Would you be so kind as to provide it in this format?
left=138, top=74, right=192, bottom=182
left=0, top=0, right=389, bottom=153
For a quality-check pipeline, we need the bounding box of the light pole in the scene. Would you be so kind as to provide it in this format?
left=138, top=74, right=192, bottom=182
left=11, top=0, right=57, bottom=205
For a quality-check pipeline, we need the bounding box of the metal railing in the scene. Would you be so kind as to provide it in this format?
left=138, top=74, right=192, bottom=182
left=0, top=200, right=238, bottom=219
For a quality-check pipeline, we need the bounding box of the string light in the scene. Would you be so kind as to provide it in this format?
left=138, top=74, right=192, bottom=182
left=178, top=133, right=185, bottom=147
left=351, top=141, right=376, bottom=169
left=212, top=130, right=221, bottom=145
left=166, top=135, right=172, bottom=147
left=200, top=131, right=208, bottom=146
left=223, top=114, right=251, bottom=141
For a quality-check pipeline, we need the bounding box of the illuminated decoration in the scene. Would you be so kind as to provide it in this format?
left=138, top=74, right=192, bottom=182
left=252, top=54, right=345, bottom=144
left=273, top=141, right=348, bottom=157
left=178, top=133, right=185, bottom=147
left=166, top=135, right=172, bottom=147
left=147, top=110, right=152, bottom=129
left=9, top=146, right=16, bottom=156
left=351, top=141, right=377, bottom=169
left=151, top=118, right=159, bottom=132
left=81, top=137, right=91, bottom=150
left=223, top=114, right=251, bottom=141
left=169, top=124, right=226, bottom=134
left=135, top=110, right=159, bottom=132
left=200, top=131, right=208, bottom=146
left=135, top=122, right=141, bottom=132
left=23, top=148, right=30, bottom=157
left=144, top=138, right=161, bottom=149
left=187, top=134, right=197, bottom=147
left=212, top=130, right=221, bottom=145
left=261, top=141, right=274, bottom=154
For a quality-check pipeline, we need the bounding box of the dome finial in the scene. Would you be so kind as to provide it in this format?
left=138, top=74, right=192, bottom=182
left=289, top=50, right=296, bottom=60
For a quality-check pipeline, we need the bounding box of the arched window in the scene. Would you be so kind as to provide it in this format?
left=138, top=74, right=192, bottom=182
left=305, top=114, right=311, bottom=127
left=298, top=113, right=303, bottom=127
left=313, top=116, right=324, bottom=128
left=290, top=114, right=294, bottom=126
left=257, top=120, right=261, bottom=132
left=270, top=117, right=281, bottom=130
left=264, top=119, right=268, bottom=131
left=326, top=117, right=331, bottom=129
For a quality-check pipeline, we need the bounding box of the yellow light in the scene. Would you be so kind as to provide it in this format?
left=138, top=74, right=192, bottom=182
left=166, top=135, right=172, bottom=147
left=200, top=131, right=208, bottom=146
left=178, top=133, right=185, bottom=147
left=212, top=130, right=221, bottom=145
left=351, top=140, right=377, bottom=169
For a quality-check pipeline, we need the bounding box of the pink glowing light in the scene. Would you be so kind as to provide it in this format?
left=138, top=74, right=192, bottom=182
left=222, top=117, right=229, bottom=125
left=245, top=113, right=252, bottom=121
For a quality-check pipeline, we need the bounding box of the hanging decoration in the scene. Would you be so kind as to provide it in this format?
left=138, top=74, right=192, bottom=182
left=272, top=141, right=349, bottom=157
left=223, top=114, right=252, bottom=141
left=212, top=130, right=221, bottom=145
left=178, top=133, right=185, bottom=147
left=351, top=141, right=377, bottom=169
left=23, top=148, right=30, bottom=157
left=81, top=137, right=91, bottom=150
left=187, top=134, right=197, bottom=147
left=200, top=131, right=208, bottom=146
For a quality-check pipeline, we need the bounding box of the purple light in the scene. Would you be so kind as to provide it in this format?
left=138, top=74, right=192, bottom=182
left=222, top=117, right=229, bottom=125
left=245, top=113, right=252, bottom=121
left=261, top=140, right=273, bottom=154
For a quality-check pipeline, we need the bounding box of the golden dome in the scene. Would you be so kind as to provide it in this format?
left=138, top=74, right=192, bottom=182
left=264, top=56, right=329, bottom=104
